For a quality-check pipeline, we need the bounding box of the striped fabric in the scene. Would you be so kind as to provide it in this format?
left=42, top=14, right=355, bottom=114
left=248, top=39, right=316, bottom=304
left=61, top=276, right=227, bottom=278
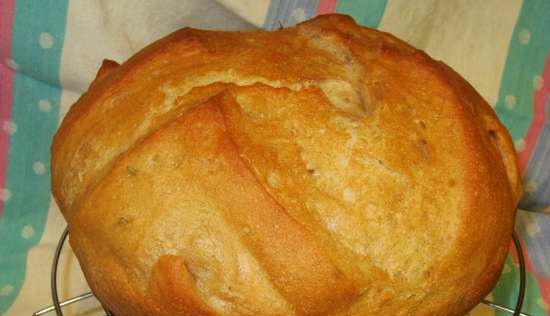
left=0, top=0, right=68, bottom=314
left=0, top=1, right=548, bottom=315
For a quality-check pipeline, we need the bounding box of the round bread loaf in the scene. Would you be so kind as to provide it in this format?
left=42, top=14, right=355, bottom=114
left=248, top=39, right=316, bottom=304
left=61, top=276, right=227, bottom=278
left=52, top=14, right=522, bottom=316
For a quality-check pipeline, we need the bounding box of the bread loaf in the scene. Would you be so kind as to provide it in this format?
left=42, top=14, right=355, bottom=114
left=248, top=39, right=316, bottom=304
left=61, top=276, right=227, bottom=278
left=51, top=14, right=522, bottom=316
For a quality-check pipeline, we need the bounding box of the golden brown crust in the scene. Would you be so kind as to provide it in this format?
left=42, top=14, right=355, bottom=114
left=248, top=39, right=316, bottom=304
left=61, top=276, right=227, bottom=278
left=150, top=255, right=217, bottom=316
left=52, top=14, right=521, bottom=316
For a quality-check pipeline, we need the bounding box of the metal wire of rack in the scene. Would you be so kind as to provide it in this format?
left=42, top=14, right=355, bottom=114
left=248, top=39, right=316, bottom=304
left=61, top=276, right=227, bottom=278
left=33, top=227, right=538, bottom=316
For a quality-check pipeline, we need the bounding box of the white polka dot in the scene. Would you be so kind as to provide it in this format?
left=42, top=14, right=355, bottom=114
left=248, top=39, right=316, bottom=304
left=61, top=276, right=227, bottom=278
left=38, top=99, right=52, bottom=112
left=0, top=284, right=14, bottom=296
left=502, top=263, right=512, bottom=274
left=33, top=161, right=46, bottom=175
left=533, top=75, right=544, bottom=91
left=2, top=121, right=17, bottom=135
left=525, top=220, right=541, bottom=237
left=525, top=180, right=538, bottom=193
left=39, top=32, right=54, bottom=49
left=519, top=29, right=531, bottom=45
left=342, top=187, right=357, bottom=203
left=4, top=58, right=19, bottom=70
left=291, top=8, right=306, bottom=23
left=0, top=188, right=12, bottom=202
left=21, top=225, right=35, bottom=239
left=514, top=138, right=525, bottom=151
left=504, top=95, right=517, bottom=109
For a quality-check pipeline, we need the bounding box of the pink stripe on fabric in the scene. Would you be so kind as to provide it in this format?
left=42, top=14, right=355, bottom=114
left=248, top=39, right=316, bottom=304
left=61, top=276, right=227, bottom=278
left=317, top=0, right=337, bottom=15
left=519, top=52, right=550, bottom=173
left=540, top=281, right=550, bottom=316
left=0, top=0, right=16, bottom=217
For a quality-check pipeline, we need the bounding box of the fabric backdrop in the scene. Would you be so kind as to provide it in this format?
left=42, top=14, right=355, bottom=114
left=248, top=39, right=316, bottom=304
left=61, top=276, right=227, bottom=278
left=0, top=1, right=548, bottom=315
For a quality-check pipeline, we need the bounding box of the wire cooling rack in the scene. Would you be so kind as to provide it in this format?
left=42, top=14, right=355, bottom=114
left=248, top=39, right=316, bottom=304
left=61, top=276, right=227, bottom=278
left=33, top=227, right=537, bottom=316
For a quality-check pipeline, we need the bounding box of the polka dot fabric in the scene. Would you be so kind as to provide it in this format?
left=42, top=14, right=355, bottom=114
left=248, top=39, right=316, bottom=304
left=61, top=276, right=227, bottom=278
left=0, top=1, right=549, bottom=315
left=0, top=0, right=67, bottom=315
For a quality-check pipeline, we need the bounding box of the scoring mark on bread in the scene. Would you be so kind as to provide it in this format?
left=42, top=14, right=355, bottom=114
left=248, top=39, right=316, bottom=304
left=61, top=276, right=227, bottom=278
left=299, top=26, right=375, bottom=118
left=318, top=79, right=369, bottom=117
left=487, top=129, right=509, bottom=170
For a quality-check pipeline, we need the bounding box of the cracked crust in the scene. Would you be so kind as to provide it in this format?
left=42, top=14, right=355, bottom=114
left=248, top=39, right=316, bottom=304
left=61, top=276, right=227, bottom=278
left=52, top=14, right=521, bottom=316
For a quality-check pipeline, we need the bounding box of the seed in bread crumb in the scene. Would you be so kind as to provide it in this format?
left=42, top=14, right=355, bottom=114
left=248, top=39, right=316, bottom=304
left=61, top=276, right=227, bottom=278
left=117, top=216, right=132, bottom=226
left=304, top=161, right=321, bottom=177
left=127, top=166, right=138, bottom=176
